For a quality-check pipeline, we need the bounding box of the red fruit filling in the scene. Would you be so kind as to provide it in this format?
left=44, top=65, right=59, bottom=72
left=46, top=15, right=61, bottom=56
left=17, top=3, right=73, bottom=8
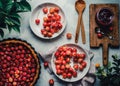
left=0, top=41, right=39, bottom=86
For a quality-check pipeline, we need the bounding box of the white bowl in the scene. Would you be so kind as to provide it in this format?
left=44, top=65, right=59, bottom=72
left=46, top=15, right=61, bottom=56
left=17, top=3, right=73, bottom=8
left=51, top=43, right=90, bottom=82
left=29, top=2, right=66, bottom=39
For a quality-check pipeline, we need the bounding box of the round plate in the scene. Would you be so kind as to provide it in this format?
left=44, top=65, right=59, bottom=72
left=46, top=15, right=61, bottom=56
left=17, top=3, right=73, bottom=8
left=51, top=43, right=90, bottom=82
left=29, top=2, right=66, bottom=39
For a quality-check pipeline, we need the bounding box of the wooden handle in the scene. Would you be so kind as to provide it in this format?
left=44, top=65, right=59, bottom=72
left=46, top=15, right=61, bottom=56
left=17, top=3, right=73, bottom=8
left=81, top=18, right=86, bottom=44
left=75, top=13, right=82, bottom=43
left=102, top=42, right=109, bottom=66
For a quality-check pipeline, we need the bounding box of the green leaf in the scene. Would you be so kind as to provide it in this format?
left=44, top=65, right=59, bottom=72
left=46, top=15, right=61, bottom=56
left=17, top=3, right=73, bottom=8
left=15, top=1, right=31, bottom=13
left=9, top=13, right=21, bottom=19
left=112, top=62, right=118, bottom=66
left=0, top=29, right=4, bottom=37
left=4, top=17, right=14, bottom=26
left=12, top=25, right=20, bottom=33
left=0, top=1, right=2, bottom=8
left=20, top=1, right=31, bottom=11
left=5, top=17, right=21, bottom=26
left=7, top=25, right=12, bottom=32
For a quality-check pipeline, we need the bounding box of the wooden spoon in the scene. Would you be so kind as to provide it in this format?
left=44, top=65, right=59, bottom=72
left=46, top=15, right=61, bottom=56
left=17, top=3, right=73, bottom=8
left=75, top=0, right=86, bottom=43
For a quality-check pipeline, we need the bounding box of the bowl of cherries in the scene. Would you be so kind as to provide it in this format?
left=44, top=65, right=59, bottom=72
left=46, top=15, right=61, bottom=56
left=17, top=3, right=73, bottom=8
left=30, top=2, right=66, bottom=39
left=51, top=44, right=90, bottom=82
left=95, top=7, right=114, bottom=27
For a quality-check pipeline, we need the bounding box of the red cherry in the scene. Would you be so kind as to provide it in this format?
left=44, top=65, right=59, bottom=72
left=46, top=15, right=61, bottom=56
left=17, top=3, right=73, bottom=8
left=56, top=69, right=61, bottom=75
left=6, top=56, right=11, bottom=61
left=49, top=79, right=54, bottom=86
left=97, top=33, right=102, bottom=38
left=65, top=64, right=70, bottom=69
left=73, top=64, right=79, bottom=70
left=81, top=61, right=87, bottom=68
left=44, top=61, right=49, bottom=68
left=62, top=60, right=66, bottom=65
left=62, top=73, right=67, bottom=79
left=43, top=7, right=48, bottom=14
left=54, top=7, right=59, bottom=13
left=56, top=65, right=60, bottom=70
left=66, top=33, right=72, bottom=39
left=48, top=32, right=53, bottom=37
left=109, top=26, right=113, bottom=31
left=49, top=8, right=55, bottom=14
left=31, top=68, right=35, bottom=73
left=78, top=58, right=83, bottom=63
left=35, top=19, right=40, bottom=25
left=61, top=65, right=65, bottom=70
left=66, top=58, right=70, bottom=63
left=66, top=50, right=71, bottom=56
left=67, top=73, right=72, bottom=79
left=80, top=53, right=86, bottom=59
left=73, top=71, right=77, bottom=77
left=79, top=65, right=83, bottom=71
left=22, top=77, right=26, bottom=81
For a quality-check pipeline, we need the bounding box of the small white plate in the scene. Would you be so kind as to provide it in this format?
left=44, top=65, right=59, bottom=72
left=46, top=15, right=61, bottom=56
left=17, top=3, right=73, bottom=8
left=51, top=43, right=90, bottom=82
left=29, top=2, right=66, bottom=39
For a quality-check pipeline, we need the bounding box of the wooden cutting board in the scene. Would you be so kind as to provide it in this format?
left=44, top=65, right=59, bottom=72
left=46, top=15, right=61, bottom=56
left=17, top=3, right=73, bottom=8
left=89, top=4, right=119, bottom=66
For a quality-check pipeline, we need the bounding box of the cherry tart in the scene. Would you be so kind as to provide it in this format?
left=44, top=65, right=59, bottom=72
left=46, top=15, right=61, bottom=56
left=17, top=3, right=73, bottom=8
left=0, top=39, right=40, bottom=86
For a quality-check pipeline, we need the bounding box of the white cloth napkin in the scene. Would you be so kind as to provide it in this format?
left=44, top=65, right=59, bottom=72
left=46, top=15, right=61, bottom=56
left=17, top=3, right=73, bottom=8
left=40, top=47, right=96, bottom=86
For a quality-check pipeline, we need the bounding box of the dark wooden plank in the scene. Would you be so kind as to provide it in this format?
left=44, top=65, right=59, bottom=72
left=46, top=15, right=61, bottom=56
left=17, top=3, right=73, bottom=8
left=89, top=4, right=119, bottom=65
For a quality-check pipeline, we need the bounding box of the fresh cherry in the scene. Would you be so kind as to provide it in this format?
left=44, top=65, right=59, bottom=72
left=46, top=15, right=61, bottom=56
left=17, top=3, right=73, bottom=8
left=44, top=61, right=49, bottom=68
left=43, top=7, right=48, bottom=14
left=35, top=19, right=40, bottom=25
left=49, top=79, right=54, bottom=86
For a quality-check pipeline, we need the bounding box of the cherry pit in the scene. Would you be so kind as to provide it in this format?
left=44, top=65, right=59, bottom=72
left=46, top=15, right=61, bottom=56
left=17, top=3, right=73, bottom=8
left=53, top=46, right=87, bottom=79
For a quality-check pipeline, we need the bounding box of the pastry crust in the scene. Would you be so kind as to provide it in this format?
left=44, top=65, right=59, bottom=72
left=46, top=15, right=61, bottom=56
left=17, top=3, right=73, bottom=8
left=0, top=38, right=40, bottom=86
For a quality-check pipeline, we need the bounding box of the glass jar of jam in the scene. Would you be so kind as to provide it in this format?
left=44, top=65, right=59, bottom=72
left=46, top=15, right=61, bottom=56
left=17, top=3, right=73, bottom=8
left=95, top=8, right=114, bottom=27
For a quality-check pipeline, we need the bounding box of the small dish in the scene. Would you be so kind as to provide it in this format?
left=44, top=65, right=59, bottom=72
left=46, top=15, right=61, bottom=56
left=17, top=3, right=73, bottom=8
left=51, top=43, right=90, bottom=82
left=29, top=2, right=66, bottom=39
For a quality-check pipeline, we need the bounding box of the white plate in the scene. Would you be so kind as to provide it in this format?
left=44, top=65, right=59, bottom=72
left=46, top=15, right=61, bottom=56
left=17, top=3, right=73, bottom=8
left=51, top=43, right=90, bottom=82
left=29, top=2, right=66, bottom=39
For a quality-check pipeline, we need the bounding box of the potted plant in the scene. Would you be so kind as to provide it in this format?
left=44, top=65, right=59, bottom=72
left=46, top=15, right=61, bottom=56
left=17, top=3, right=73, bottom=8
left=0, top=0, right=31, bottom=38
left=96, top=55, right=120, bottom=86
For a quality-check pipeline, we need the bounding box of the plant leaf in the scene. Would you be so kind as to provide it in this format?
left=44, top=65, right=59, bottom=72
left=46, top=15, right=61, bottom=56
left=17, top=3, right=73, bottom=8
left=5, top=17, right=21, bottom=26
left=12, top=25, right=20, bottom=33
left=9, top=13, right=21, bottom=19
left=7, top=25, right=12, bottom=32
left=0, top=0, right=2, bottom=8
left=4, top=17, right=15, bottom=26
left=0, top=29, right=4, bottom=37
left=20, top=1, right=31, bottom=11
left=15, top=1, right=31, bottom=13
